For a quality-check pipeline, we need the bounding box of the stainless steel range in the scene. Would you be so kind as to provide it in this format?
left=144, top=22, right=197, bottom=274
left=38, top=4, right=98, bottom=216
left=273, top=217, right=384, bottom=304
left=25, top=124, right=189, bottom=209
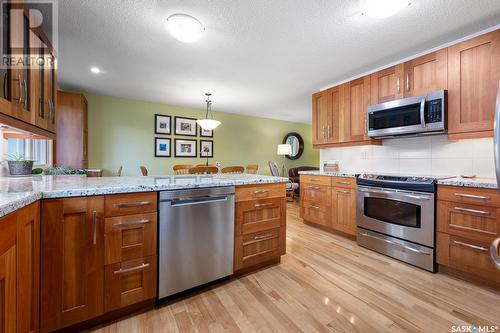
left=356, top=174, right=437, bottom=272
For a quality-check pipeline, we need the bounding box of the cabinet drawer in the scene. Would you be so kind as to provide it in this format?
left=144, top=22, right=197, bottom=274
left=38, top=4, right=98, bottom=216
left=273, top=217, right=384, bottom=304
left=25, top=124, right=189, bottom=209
left=437, top=233, right=499, bottom=282
left=300, top=175, right=331, bottom=186
left=104, top=255, right=156, bottom=312
left=105, top=192, right=157, bottom=217
left=437, top=201, right=499, bottom=242
left=236, top=198, right=284, bottom=235
left=104, top=212, right=157, bottom=264
left=301, top=184, right=331, bottom=204
left=302, top=203, right=330, bottom=226
left=438, top=186, right=500, bottom=207
left=235, top=184, right=286, bottom=202
left=234, top=228, right=282, bottom=271
left=331, top=177, right=356, bottom=189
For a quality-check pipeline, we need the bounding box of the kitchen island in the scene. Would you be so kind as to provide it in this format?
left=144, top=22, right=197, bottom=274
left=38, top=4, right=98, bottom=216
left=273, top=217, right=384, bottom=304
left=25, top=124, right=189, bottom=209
left=0, top=174, right=288, bottom=333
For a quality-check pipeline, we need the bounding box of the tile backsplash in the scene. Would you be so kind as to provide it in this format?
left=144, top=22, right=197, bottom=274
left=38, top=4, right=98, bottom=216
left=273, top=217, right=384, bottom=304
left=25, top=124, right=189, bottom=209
left=320, top=135, right=495, bottom=178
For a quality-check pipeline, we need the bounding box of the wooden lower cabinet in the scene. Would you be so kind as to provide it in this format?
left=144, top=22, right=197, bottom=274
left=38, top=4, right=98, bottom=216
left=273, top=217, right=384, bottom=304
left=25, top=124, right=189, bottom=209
left=41, top=197, right=105, bottom=332
left=0, top=202, right=40, bottom=333
left=437, top=185, right=500, bottom=284
left=300, top=175, right=357, bottom=237
left=104, top=256, right=156, bottom=312
left=41, top=192, right=158, bottom=332
left=234, top=184, right=286, bottom=272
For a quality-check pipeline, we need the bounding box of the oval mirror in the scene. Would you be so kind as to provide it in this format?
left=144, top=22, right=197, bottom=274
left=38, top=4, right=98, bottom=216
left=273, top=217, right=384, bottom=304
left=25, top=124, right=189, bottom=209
left=283, top=132, right=304, bottom=160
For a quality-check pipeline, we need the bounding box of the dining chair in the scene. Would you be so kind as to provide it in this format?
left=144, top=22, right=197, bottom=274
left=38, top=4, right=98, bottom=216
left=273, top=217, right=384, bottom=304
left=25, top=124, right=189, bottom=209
left=268, top=161, right=298, bottom=201
left=173, top=164, right=193, bottom=175
left=268, top=161, right=281, bottom=177
left=246, top=164, right=258, bottom=174
left=221, top=166, right=245, bottom=174
left=188, top=166, right=219, bottom=174
left=140, top=166, right=148, bottom=176
left=117, top=166, right=123, bottom=177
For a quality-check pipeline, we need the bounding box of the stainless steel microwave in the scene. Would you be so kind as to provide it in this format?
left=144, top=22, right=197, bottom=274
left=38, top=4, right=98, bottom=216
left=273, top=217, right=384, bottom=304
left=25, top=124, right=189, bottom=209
left=367, top=90, right=446, bottom=138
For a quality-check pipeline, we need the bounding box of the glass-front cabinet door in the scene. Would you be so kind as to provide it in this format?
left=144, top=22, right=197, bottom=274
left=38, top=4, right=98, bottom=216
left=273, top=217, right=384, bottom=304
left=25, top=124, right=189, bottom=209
left=45, top=50, right=56, bottom=133
left=31, top=32, right=47, bottom=129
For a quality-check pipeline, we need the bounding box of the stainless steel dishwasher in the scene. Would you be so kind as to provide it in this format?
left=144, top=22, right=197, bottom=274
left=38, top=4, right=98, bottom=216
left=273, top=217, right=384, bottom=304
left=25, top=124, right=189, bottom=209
left=158, top=186, right=235, bottom=300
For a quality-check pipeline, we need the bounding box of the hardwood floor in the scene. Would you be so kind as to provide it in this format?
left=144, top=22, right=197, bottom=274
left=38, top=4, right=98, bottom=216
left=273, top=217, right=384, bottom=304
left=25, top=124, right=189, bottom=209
left=91, top=203, right=500, bottom=333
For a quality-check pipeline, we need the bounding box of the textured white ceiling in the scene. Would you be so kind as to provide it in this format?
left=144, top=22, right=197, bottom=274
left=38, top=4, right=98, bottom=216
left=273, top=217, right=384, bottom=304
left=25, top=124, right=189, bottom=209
left=58, top=0, right=500, bottom=124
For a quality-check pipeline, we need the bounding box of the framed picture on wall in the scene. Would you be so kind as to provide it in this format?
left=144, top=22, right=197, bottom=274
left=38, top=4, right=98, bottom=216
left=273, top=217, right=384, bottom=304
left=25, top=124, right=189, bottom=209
left=199, top=127, right=213, bottom=138
left=155, top=137, right=171, bottom=157
left=199, top=140, right=213, bottom=158
left=174, top=117, right=197, bottom=136
left=175, top=139, right=197, bottom=157
left=155, top=114, right=171, bottom=135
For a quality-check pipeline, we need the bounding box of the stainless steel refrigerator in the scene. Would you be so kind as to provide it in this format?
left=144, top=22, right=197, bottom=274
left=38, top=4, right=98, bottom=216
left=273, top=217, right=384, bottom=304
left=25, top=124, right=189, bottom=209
left=492, top=84, right=500, bottom=269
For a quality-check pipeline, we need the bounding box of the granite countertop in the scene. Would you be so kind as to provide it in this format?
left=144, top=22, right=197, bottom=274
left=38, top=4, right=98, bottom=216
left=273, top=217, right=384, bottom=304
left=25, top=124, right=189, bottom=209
left=436, top=177, right=498, bottom=190
left=0, top=174, right=289, bottom=217
left=298, top=170, right=357, bottom=178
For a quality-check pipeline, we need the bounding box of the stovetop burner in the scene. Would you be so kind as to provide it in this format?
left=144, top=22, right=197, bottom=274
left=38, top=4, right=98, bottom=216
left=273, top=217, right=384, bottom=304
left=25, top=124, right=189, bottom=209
left=357, top=173, right=440, bottom=192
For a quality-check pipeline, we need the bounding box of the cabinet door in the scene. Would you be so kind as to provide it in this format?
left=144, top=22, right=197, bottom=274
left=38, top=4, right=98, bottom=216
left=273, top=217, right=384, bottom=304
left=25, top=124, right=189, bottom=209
left=41, top=196, right=105, bottom=332
left=45, top=52, right=56, bottom=133
left=331, top=188, right=356, bottom=235
left=326, top=86, right=342, bottom=143
left=448, top=30, right=500, bottom=135
left=0, top=213, right=17, bottom=333
left=344, top=76, right=370, bottom=142
left=0, top=2, right=14, bottom=117
left=235, top=198, right=284, bottom=235
left=370, top=64, right=404, bottom=104
left=82, top=97, right=88, bottom=167
left=312, top=91, right=329, bottom=145
left=0, top=246, right=16, bottom=333
left=30, top=32, right=47, bottom=130
left=16, top=202, right=40, bottom=333
left=403, top=49, right=447, bottom=97
left=10, top=6, right=32, bottom=122
left=234, top=228, right=282, bottom=271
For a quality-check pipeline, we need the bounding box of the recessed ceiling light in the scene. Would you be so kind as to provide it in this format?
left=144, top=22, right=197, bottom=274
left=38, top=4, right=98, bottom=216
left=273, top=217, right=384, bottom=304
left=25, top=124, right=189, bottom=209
left=165, top=14, right=204, bottom=43
left=360, top=0, right=412, bottom=19
left=90, top=67, right=101, bottom=74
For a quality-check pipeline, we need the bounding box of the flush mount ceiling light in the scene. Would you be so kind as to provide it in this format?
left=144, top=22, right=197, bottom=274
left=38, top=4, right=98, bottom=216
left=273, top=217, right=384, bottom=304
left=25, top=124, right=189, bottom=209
left=90, top=67, right=101, bottom=74
left=360, top=0, right=412, bottom=18
left=165, top=14, right=204, bottom=43
left=196, top=93, right=221, bottom=131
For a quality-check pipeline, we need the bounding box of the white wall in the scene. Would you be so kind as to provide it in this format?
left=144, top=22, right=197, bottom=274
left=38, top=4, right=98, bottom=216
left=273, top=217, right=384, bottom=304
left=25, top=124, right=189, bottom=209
left=320, top=135, right=495, bottom=178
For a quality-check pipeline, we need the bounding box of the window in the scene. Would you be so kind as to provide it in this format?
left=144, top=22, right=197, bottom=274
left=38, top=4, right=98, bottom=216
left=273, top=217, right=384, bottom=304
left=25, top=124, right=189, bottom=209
left=7, top=138, right=52, bottom=167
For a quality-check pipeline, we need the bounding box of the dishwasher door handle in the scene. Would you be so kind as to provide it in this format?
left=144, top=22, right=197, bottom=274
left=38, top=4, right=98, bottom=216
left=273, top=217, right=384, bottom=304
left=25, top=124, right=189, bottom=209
left=170, top=196, right=229, bottom=207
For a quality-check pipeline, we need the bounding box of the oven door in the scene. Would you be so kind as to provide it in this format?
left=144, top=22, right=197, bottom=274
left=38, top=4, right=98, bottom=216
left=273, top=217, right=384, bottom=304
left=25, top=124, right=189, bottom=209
left=356, top=185, right=435, bottom=247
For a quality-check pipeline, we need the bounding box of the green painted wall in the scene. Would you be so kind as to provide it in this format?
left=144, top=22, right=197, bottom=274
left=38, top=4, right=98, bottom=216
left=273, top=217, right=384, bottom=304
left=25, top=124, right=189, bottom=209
left=85, top=93, right=319, bottom=176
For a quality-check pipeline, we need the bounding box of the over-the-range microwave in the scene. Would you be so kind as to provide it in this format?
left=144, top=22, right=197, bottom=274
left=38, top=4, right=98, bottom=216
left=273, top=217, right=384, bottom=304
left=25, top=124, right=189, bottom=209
left=367, top=90, right=446, bottom=138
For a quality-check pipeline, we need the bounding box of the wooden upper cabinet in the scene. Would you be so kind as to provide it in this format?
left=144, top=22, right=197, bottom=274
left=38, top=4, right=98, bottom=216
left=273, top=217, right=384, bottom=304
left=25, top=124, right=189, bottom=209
left=312, top=90, right=329, bottom=145
left=344, top=76, right=370, bottom=142
left=403, top=49, right=447, bottom=97
left=41, top=197, right=105, bottom=332
left=370, top=64, right=404, bottom=104
left=448, top=30, right=500, bottom=136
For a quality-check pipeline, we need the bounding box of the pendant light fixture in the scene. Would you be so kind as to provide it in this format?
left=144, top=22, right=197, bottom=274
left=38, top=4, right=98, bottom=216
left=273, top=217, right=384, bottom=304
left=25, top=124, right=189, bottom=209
left=196, top=93, right=221, bottom=131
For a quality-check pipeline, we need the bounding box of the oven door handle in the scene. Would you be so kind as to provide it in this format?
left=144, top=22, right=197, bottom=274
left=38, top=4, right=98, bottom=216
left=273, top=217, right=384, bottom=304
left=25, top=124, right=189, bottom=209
left=420, top=98, right=426, bottom=128
left=358, top=188, right=431, bottom=200
left=359, top=232, right=431, bottom=255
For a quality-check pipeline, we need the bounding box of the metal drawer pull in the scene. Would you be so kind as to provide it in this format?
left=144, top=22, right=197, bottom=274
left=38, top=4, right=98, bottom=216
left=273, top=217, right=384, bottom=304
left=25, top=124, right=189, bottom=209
left=454, top=193, right=490, bottom=200
left=454, top=207, right=490, bottom=215
left=453, top=240, right=488, bottom=252
left=113, top=219, right=151, bottom=228
left=254, top=233, right=273, bottom=240
left=337, top=181, right=351, bottom=185
left=114, top=263, right=150, bottom=275
left=255, top=203, right=273, bottom=208
left=309, top=205, right=320, bottom=209
left=337, top=190, right=350, bottom=194
left=92, top=211, right=97, bottom=245
left=254, top=190, right=271, bottom=194
left=115, top=201, right=151, bottom=208
left=310, top=186, right=321, bottom=190
left=359, top=232, right=431, bottom=255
